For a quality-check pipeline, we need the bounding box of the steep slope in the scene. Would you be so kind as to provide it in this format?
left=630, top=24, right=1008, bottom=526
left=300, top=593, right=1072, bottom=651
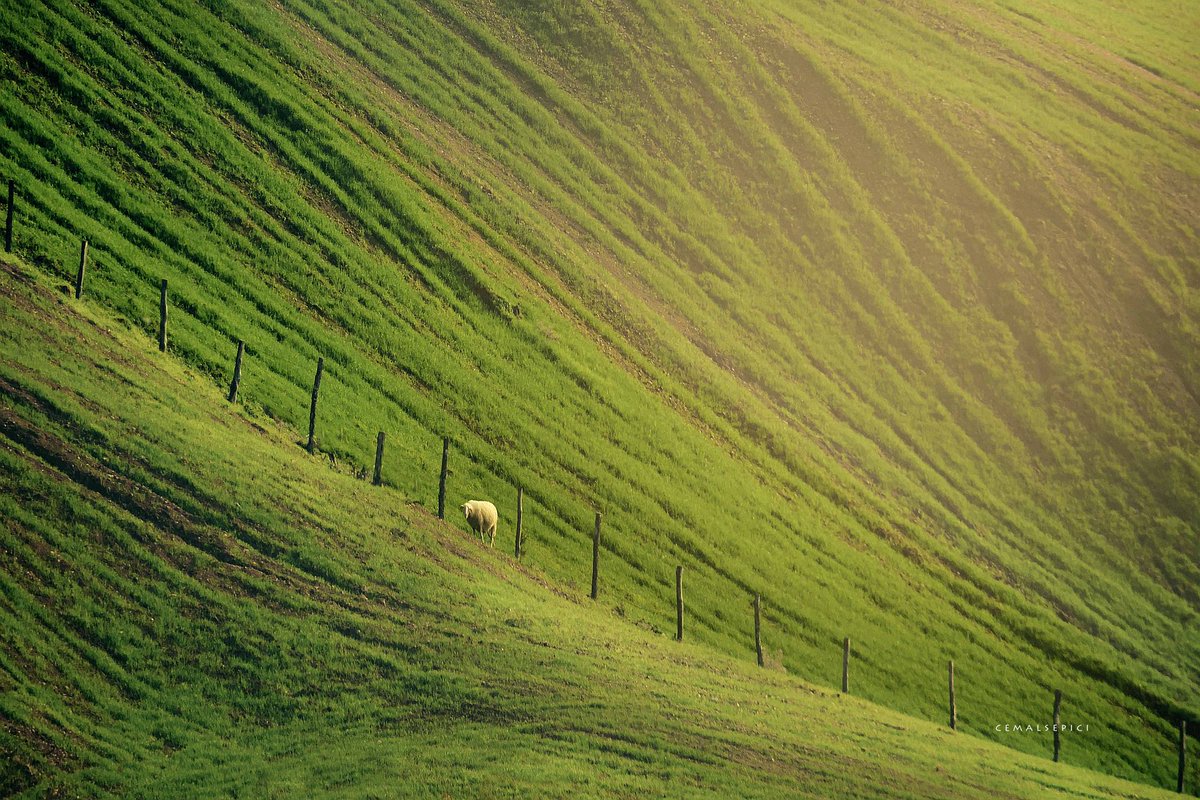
left=0, top=257, right=1188, bottom=798
left=0, top=0, right=1197, bottom=789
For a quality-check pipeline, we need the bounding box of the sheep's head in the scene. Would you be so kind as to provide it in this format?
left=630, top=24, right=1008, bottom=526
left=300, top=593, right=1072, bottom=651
left=461, top=502, right=470, bottom=518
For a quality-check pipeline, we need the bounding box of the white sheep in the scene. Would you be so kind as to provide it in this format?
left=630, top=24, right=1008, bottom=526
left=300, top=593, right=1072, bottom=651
left=461, top=500, right=498, bottom=546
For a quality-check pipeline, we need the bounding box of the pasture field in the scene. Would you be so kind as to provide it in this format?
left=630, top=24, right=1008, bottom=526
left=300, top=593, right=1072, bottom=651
left=0, top=0, right=1197, bottom=794
left=0, top=258, right=1188, bottom=798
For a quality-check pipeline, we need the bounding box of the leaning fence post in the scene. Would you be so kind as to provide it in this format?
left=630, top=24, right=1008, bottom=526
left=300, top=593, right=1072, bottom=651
left=514, top=486, right=523, bottom=559
left=373, top=431, right=385, bottom=486
left=228, top=340, right=244, bottom=402
left=74, top=240, right=88, bottom=299
left=1179, top=719, right=1187, bottom=794
left=5, top=179, right=13, bottom=253
left=1053, top=689, right=1063, bottom=762
left=590, top=512, right=601, bottom=600
left=675, top=565, right=684, bottom=641
left=948, top=660, right=957, bottom=730
left=753, top=594, right=764, bottom=667
left=306, top=356, right=323, bottom=453
left=842, top=637, right=851, bottom=693
left=437, top=437, right=449, bottom=519
left=158, top=279, right=168, bottom=352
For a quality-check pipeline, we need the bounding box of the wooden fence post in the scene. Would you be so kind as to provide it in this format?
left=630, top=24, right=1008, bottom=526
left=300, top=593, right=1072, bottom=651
left=1179, top=719, right=1187, bottom=794
left=1053, top=689, right=1063, bottom=762
left=5, top=179, right=13, bottom=253
left=842, top=637, right=850, bottom=693
left=949, top=660, right=957, bottom=730
left=437, top=437, right=448, bottom=519
left=306, top=357, right=323, bottom=453
left=753, top=594, right=764, bottom=667
left=158, top=279, right=168, bottom=352
left=514, top=486, right=523, bottom=559
left=228, top=340, right=244, bottom=402
left=590, top=512, right=601, bottom=600
left=373, top=431, right=385, bottom=486
left=74, top=240, right=88, bottom=299
left=675, top=565, right=684, bottom=641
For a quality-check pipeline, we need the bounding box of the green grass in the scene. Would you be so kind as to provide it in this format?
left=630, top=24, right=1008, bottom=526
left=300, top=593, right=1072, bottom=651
left=0, top=0, right=1196, bottom=793
left=0, top=259, right=1188, bottom=798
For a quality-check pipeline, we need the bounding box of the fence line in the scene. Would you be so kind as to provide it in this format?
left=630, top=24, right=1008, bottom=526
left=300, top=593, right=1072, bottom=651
left=9, top=230, right=1189, bottom=787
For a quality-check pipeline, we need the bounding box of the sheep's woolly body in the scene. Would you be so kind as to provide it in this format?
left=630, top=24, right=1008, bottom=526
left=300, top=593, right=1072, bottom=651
left=461, top=500, right=498, bottom=545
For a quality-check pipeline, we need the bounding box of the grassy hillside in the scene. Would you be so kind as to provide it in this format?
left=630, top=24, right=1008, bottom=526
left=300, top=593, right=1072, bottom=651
left=0, top=258, right=1188, bottom=798
left=1, top=0, right=1197, bottom=792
